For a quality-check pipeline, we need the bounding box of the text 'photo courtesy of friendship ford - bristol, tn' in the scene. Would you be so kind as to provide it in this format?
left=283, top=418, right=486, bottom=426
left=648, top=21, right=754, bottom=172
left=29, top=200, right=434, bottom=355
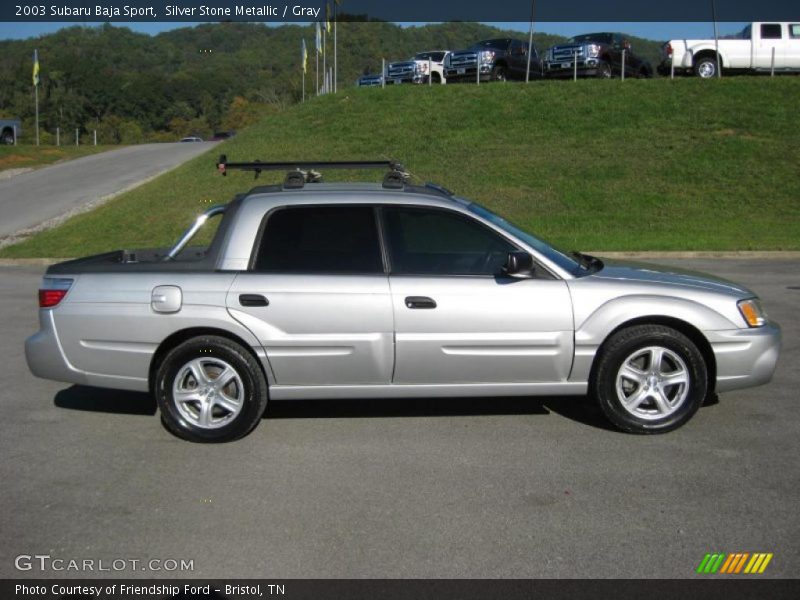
left=25, top=159, right=782, bottom=443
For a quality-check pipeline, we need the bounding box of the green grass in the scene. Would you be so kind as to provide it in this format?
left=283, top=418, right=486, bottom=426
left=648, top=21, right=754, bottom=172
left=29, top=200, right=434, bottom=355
left=2, top=77, right=799, bottom=257
left=0, top=144, right=117, bottom=172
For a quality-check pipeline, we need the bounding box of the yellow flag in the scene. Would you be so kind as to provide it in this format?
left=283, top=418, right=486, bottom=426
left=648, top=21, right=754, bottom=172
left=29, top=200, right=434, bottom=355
left=32, top=49, right=40, bottom=87
left=325, top=3, right=331, bottom=33
left=302, top=39, right=308, bottom=74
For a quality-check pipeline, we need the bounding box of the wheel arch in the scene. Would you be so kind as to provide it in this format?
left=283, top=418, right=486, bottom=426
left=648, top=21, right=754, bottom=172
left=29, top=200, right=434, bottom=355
left=588, top=316, right=717, bottom=393
left=148, top=326, right=268, bottom=394
left=693, top=49, right=723, bottom=69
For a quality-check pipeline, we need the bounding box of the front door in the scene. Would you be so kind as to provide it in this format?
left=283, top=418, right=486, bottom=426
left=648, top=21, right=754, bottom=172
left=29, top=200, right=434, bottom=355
left=382, top=206, right=574, bottom=385
left=227, top=205, right=394, bottom=386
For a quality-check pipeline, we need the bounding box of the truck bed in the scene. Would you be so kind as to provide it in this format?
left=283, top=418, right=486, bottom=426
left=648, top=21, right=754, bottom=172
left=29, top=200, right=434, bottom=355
left=46, top=247, right=219, bottom=274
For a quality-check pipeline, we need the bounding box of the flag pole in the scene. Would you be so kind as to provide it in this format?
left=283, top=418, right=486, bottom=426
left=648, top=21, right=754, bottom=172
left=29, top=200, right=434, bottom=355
left=525, top=1, right=536, bottom=83
left=316, top=33, right=319, bottom=95
left=323, top=26, right=327, bottom=93
left=333, top=2, right=338, bottom=93
left=33, top=49, right=40, bottom=146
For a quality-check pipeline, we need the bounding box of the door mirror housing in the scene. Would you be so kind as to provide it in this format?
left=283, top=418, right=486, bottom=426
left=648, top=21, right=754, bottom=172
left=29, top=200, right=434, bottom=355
left=503, top=252, right=535, bottom=277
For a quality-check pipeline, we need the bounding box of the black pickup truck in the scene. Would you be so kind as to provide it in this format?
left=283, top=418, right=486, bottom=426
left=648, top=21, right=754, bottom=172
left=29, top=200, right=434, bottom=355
left=544, top=33, right=653, bottom=78
left=444, top=38, right=542, bottom=82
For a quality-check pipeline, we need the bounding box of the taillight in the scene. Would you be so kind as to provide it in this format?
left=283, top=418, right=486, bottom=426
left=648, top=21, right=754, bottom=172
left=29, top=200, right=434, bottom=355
left=38, top=278, right=73, bottom=308
left=665, top=43, right=673, bottom=56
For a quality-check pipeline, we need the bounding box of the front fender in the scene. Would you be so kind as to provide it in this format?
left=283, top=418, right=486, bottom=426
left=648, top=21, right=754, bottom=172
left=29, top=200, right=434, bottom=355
left=569, top=294, right=740, bottom=383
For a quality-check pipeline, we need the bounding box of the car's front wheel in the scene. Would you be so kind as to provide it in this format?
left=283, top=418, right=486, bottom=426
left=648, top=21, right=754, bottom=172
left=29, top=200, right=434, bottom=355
left=155, top=335, right=267, bottom=443
left=592, top=325, right=707, bottom=433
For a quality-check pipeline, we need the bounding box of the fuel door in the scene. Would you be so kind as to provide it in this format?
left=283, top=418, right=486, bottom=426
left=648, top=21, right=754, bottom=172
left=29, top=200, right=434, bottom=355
left=151, top=285, right=182, bottom=314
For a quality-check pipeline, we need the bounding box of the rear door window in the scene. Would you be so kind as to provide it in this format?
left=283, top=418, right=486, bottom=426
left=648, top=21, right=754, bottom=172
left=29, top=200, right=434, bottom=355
left=761, top=24, right=783, bottom=39
left=253, top=206, right=383, bottom=274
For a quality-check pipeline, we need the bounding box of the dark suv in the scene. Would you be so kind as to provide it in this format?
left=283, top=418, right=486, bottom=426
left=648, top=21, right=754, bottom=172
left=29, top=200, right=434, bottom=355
left=544, top=33, right=653, bottom=78
left=444, top=38, right=542, bottom=82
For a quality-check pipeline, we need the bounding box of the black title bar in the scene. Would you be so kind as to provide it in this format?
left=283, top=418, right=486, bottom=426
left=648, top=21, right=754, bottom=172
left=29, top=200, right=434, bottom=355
left=2, top=1, right=799, bottom=23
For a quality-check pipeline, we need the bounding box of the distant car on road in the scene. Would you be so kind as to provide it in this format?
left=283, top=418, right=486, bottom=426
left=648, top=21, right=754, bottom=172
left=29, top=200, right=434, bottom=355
left=211, top=131, right=236, bottom=141
left=445, top=38, right=542, bottom=82
left=387, top=51, right=450, bottom=85
left=545, top=33, right=653, bottom=78
left=180, top=136, right=204, bottom=143
left=0, top=119, right=22, bottom=145
left=357, top=73, right=384, bottom=87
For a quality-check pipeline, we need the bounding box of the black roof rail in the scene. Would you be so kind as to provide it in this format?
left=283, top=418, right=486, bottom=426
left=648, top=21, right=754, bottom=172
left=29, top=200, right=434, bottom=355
left=216, top=155, right=408, bottom=189
left=423, top=182, right=454, bottom=197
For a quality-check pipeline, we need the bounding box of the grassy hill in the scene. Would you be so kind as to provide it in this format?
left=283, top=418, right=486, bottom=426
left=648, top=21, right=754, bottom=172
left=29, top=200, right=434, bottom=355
left=0, top=22, right=663, bottom=143
left=2, top=77, right=798, bottom=257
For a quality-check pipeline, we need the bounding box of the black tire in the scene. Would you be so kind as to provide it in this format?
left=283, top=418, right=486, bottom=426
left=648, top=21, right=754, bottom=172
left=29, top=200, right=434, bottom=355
left=694, top=56, right=718, bottom=78
left=155, top=335, right=267, bottom=443
left=597, top=62, right=613, bottom=78
left=592, top=325, right=707, bottom=434
left=1, top=129, right=14, bottom=145
left=491, top=65, right=507, bottom=82
left=637, top=67, right=652, bottom=79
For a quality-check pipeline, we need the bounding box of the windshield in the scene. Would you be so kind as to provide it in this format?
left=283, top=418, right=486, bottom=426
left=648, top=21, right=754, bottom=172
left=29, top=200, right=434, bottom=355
left=568, top=33, right=612, bottom=44
left=415, top=52, right=445, bottom=62
left=469, top=39, right=508, bottom=51
left=467, top=202, right=586, bottom=276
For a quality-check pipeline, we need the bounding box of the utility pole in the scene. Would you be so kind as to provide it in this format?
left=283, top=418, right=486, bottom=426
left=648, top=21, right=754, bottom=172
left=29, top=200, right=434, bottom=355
left=525, top=0, right=536, bottom=83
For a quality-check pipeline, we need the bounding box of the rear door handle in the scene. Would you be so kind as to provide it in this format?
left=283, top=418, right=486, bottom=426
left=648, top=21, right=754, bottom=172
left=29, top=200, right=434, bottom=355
left=405, top=296, right=436, bottom=309
left=239, top=294, right=269, bottom=307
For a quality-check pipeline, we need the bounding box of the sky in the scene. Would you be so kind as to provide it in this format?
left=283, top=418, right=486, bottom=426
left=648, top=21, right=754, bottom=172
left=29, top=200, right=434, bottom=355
left=0, top=21, right=749, bottom=42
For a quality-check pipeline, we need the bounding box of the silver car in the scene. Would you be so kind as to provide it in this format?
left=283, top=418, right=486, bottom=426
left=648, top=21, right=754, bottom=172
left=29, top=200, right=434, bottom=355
left=25, top=162, right=781, bottom=442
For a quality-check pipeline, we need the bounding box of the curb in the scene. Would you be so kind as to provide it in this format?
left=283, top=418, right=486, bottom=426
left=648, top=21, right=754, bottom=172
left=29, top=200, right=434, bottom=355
left=1, top=251, right=799, bottom=267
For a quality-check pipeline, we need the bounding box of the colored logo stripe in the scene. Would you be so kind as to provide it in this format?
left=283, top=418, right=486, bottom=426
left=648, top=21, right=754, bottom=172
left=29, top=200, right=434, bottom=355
left=698, top=552, right=773, bottom=574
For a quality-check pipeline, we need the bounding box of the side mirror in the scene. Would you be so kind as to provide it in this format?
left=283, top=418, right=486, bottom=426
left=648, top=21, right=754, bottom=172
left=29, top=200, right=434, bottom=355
left=623, top=40, right=631, bottom=51
left=503, top=252, right=535, bottom=277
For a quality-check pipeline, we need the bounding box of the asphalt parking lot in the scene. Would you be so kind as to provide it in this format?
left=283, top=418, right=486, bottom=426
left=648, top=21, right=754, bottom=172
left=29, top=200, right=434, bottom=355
left=0, top=259, right=797, bottom=579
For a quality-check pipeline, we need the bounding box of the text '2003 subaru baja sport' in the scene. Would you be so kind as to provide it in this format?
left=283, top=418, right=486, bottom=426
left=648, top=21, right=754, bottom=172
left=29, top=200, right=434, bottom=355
left=26, top=159, right=781, bottom=442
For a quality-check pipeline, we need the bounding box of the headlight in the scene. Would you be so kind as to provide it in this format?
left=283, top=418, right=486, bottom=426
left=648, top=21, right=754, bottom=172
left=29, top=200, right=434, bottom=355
left=480, top=50, right=496, bottom=64
left=738, top=298, right=767, bottom=327
left=586, top=44, right=602, bottom=58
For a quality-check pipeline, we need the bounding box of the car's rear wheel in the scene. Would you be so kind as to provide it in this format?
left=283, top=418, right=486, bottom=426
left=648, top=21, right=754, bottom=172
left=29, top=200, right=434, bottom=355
left=695, top=57, right=718, bottom=78
left=155, top=335, right=267, bottom=443
left=592, top=325, right=707, bottom=433
left=1, top=129, right=14, bottom=145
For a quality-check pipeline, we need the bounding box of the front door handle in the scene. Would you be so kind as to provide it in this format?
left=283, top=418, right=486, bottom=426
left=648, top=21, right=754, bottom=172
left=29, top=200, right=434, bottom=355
left=239, top=294, right=269, bottom=307
left=405, top=296, right=437, bottom=309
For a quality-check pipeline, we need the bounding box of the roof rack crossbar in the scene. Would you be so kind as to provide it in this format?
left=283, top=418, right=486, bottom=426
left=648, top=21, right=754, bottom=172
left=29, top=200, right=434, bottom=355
left=217, top=155, right=404, bottom=177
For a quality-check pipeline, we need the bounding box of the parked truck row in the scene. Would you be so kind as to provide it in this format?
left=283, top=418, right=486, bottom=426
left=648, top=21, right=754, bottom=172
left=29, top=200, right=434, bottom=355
left=358, top=22, right=800, bottom=87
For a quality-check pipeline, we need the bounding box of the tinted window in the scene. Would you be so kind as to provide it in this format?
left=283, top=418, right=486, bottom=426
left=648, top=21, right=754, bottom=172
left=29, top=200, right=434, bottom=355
left=761, top=24, right=782, bottom=39
left=254, top=206, right=382, bottom=274
left=790, top=24, right=800, bottom=39
left=384, top=207, right=516, bottom=276
left=416, top=52, right=446, bottom=62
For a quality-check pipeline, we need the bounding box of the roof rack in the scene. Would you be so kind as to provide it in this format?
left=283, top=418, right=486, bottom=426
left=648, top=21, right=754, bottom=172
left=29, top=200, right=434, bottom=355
left=216, top=155, right=409, bottom=190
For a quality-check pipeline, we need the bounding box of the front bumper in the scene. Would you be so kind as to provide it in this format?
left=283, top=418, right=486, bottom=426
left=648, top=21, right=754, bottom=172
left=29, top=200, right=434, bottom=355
left=545, top=58, right=604, bottom=78
left=444, top=64, right=494, bottom=82
left=709, top=323, right=781, bottom=393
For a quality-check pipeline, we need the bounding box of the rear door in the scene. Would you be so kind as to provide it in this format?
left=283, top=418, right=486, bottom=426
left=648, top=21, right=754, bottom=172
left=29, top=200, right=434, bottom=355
left=227, top=205, right=394, bottom=386
left=786, top=23, right=800, bottom=68
left=382, top=206, right=574, bottom=385
left=755, top=23, right=785, bottom=69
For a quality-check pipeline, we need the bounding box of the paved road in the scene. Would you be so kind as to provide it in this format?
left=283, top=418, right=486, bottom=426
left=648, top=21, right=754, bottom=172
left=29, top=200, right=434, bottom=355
left=0, top=143, right=216, bottom=238
left=0, top=259, right=797, bottom=579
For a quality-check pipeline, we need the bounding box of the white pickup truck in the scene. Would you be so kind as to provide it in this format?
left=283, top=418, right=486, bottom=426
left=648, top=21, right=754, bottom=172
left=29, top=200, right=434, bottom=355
left=658, top=22, right=800, bottom=78
left=386, top=51, right=449, bottom=85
